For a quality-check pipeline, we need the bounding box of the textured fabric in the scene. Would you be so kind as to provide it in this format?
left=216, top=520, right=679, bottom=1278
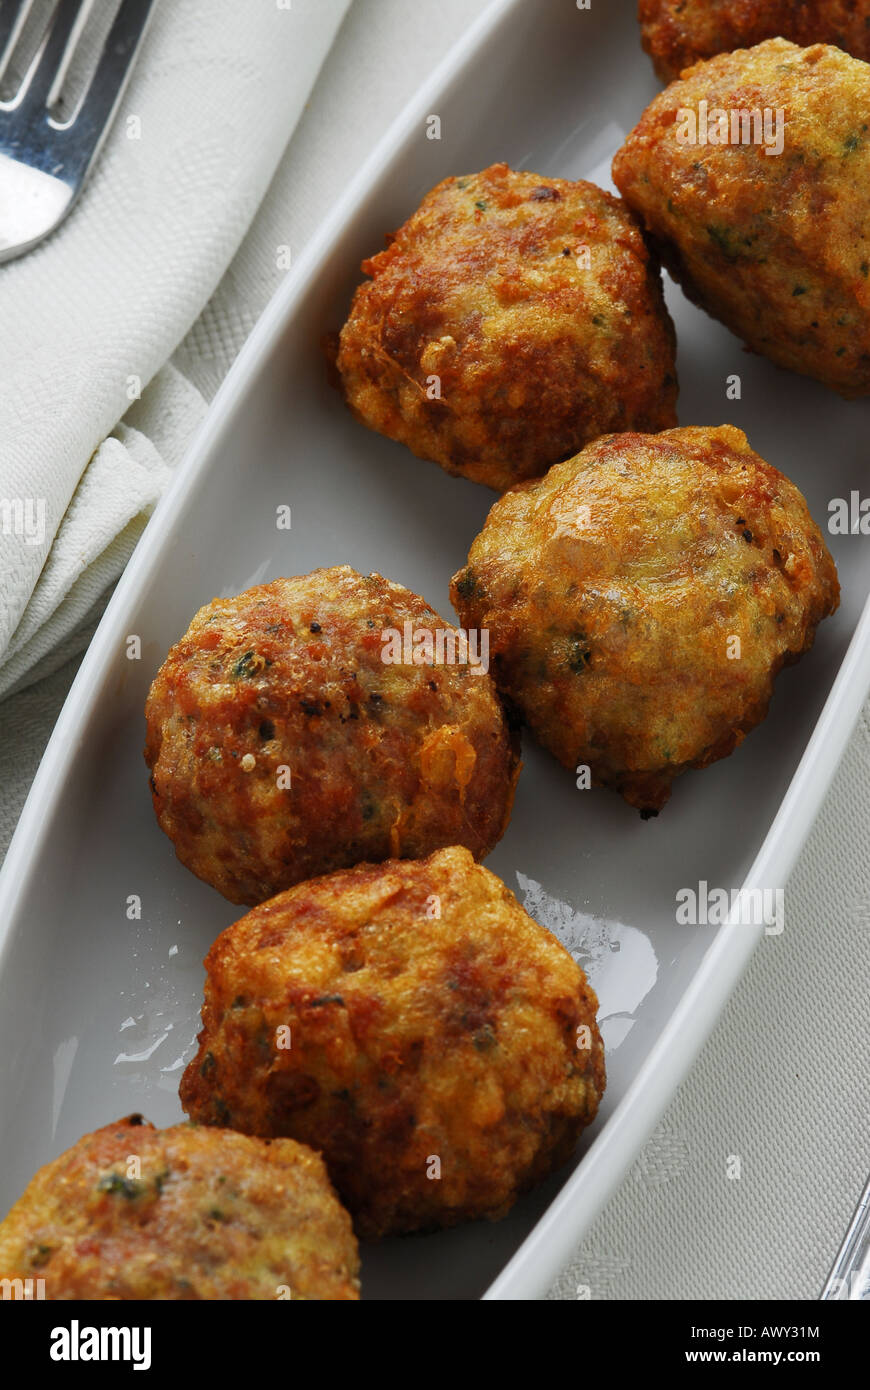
left=1, top=0, right=868, bottom=1301
left=0, top=366, right=206, bottom=698
left=0, top=0, right=351, bottom=689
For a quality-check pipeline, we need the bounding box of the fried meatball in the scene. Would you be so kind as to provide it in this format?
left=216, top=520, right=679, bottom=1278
left=145, top=566, right=519, bottom=905
left=451, top=426, right=838, bottom=814
left=639, top=0, right=870, bottom=84
left=613, top=40, right=870, bottom=396
left=335, top=163, right=678, bottom=492
left=180, top=846, right=605, bottom=1239
left=0, top=1116, right=359, bottom=1300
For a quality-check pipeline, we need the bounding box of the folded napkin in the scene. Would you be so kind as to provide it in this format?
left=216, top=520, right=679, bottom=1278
left=0, top=0, right=351, bottom=699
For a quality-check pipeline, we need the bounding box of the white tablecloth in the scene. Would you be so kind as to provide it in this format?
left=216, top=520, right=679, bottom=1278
left=1, top=0, right=867, bottom=1300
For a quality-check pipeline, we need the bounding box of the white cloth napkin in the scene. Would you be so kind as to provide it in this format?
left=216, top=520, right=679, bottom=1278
left=0, top=0, right=351, bottom=698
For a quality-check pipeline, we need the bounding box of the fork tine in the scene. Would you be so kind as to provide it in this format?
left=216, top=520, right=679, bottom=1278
left=73, top=0, right=153, bottom=138
left=0, top=0, right=153, bottom=260
left=22, top=0, right=88, bottom=110
left=0, top=0, right=29, bottom=72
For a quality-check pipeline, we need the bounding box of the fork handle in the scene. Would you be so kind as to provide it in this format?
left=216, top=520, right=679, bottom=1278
left=820, top=1172, right=870, bottom=1299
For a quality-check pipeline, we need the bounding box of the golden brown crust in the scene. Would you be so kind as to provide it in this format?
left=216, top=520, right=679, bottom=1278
left=451, top=426, right=839, bottom=814
left=613, top=39, right=870, bottom=396
left=336, top=163, right=678, bottom=491
left=639, top=0, right=870, bottom=84
left=0, top=1116, right=360, bottom=1300
left=145, top=566, right=519, bottom=904
left=180, top=847, right=606, bottom=1239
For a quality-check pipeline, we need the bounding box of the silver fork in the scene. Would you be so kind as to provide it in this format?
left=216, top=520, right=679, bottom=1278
left=0, top=0, right=155, bottom=262
left=820, top=1170, right=870, bottom=1300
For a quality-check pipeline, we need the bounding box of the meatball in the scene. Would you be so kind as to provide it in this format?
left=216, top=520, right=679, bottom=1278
left=145, top=566, right=519, bottom=905
left=180, top=846, right=605, bottom=1239
left=335, top=163, right=678, bottom=492
left=451, top=426, right=838, bottom=814
left=639, top=0, right=870, bottom=84
left=613, top=40, right=870, bottom=396
left=0, top=1116, right=359, bottom=1300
